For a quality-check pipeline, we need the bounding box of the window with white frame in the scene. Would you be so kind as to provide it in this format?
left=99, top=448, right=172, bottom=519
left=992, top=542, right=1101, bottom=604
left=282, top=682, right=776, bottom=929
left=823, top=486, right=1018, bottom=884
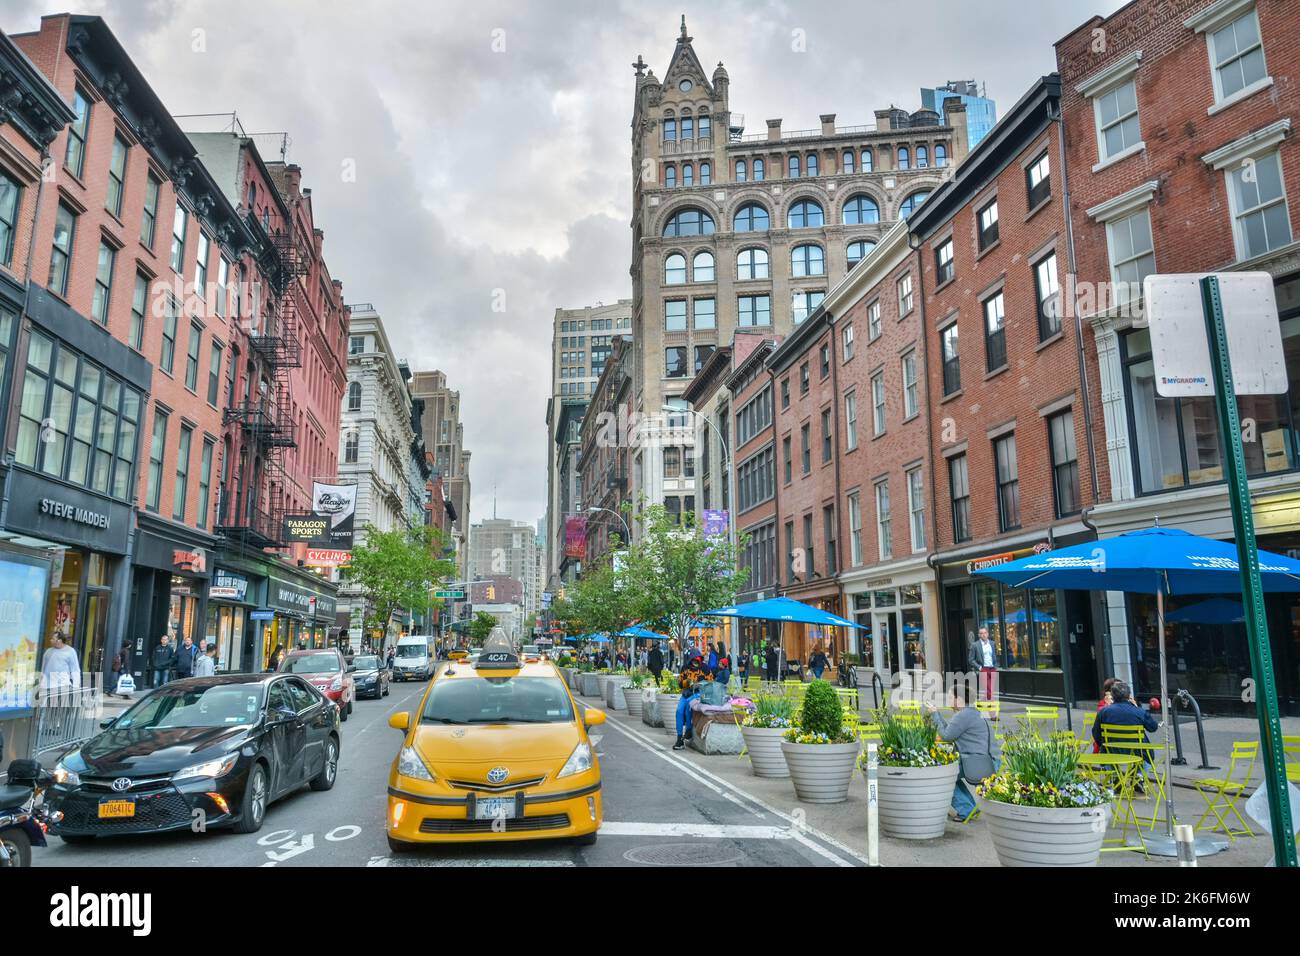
left=842, top=322, right=855, bottom=360
left=848, top=491, right=862, bottom=565
left=845, top=391, right=858, bottom=451
left=907, top=467, right=925, bottom=552
left=1206, top=5, right=1267, bottom=105
left=868, top=300, right=882, bottom=340
left=1227, top=150, right=1291, bottom=259
left=902, top=352, right=919, bottom=418
left=897, top=273, right=913, bottom=315
left=875, top=480, right=892, bottom=561
left=1106, top=207, right=1156, bottom=299
left=1095, top=78, right=1141, bottom=162
left=871, top=372, right=886, bottom=436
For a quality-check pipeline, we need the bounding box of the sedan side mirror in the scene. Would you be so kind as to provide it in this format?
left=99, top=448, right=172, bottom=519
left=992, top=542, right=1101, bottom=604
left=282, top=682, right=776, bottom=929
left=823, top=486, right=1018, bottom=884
left=271, top=705, right=296, bottom=722
left=99, top=717, right=116, bottom=730
left=346, top=664, right=357, bottom=674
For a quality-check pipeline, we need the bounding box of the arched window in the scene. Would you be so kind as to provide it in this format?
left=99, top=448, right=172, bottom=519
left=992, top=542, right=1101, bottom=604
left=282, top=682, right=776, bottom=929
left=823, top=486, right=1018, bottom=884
left=917, top=146, right=929, bottom=168
left=665, top=165, right=677, bottom=188
left=663, top=208, right=716, bottom=237
left=693, top=251, right=715, bottom=282
left=753, top=158, right=765, bottom=181
left=842, top=150, right=855, bottom=174
left=700, top=162, right=711, bottom=185
left=899, top=191, right=930, bottom=217
left=346, top=381, right=361, bottom=412
left=681, top=115, right=694, bottom=140
left=788, top=155, right=800, bottom=178
left=806, top=153, right=818, bottom=176
left=842, top=195, right=880, bottom=225
left=698, top=114, right=711, bottom=139
left=861, top=149, right=873, bottom=172
left=663, top=117, right=677, bottom=142
left=846, top=240, right=877, bottom=267
left=791, top=244, right=825, bottom=277
left=733, top=203, right=770, bottom=232
left=898, top=147, right=910, bottom=170
left=682, top=163, right=694, bottom=187
left=787, top=199, right=824, bottom=229
left=935, top=144, right=947, bottom=167
left=735, top=159, right=747, bottom=182
left=737, top=248, right=770, bottom=280
left=664, top=253, right=687, bottom=285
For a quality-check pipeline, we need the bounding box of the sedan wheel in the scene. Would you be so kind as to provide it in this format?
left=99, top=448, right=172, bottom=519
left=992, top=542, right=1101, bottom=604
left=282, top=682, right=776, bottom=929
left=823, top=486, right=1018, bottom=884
left=233, top=764, right=268, bottom=834
left=310, top=738, right=339, bottom=791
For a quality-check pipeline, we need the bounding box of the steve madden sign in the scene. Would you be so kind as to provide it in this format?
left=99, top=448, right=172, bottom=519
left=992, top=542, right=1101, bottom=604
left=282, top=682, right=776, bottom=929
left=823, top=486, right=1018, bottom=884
left=40, top=498, right=110, bottom=529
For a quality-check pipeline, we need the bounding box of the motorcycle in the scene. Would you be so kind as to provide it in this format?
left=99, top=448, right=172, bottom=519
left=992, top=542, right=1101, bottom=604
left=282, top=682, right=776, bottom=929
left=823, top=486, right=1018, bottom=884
left=0, top=734, right=61, bottom=867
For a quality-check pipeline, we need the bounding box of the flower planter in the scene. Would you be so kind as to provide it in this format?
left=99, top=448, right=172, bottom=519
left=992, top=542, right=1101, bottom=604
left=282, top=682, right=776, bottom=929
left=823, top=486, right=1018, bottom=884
left=603, top=677, right=627, bottom=711
left=875, top=761, right=960, bottom=839
left=642, top=689, right=662, bottom=727
left=578, top=672, right=602, bottom=697
left=780, top=740, right=860, bottom=804
left=740, top=726, right=790, bottom=778
left=658, top=690, right=683, bottom=735
left=623, top=685, right=644, bottom=719
left=981, top=800, right=1111, bottom=867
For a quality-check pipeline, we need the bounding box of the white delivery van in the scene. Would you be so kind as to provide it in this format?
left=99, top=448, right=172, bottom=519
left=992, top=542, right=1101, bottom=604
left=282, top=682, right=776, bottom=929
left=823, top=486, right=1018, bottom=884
left=391, top=635, right=432, bottom=681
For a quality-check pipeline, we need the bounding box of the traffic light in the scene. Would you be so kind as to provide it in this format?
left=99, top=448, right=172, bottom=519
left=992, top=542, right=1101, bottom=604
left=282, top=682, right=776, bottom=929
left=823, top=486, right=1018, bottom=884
left=486, top=584, right=496, bottom=601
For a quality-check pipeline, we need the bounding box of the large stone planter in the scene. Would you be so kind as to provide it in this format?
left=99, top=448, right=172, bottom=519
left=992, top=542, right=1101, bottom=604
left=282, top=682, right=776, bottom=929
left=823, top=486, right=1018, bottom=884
left=603, top=676, right=627, bottom=710
left=982, top=800, right=1111, bottom=867
left=642, top=689, right=663, bottom=727
left=623, top=684, right=645, bottom=719
left=578, top=672, right=601, bottom=697
left=876, top=761, right=961, bottom=839
left=780, top=740, right=860, bottom=804
left=658, top=690, right=682, bottom=735
left=740, top=725, right=789, bottom=778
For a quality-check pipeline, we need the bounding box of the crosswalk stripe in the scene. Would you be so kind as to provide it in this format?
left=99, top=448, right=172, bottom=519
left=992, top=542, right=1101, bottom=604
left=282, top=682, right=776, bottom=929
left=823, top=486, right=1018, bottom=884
left=599, top=821, right=790, bottom=839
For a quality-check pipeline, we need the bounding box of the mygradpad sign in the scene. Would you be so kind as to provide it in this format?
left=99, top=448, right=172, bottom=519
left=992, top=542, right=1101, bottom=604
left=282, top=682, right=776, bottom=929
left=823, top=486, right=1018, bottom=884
left=1160, top=374, right=1208, bottom=386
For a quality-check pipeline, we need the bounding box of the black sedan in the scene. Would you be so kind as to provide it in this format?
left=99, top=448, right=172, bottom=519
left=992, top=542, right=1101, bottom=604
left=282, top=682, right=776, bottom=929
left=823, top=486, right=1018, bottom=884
left=350, top=654, right=390, bottom=699
left=46, top=674, right=340, bottom=842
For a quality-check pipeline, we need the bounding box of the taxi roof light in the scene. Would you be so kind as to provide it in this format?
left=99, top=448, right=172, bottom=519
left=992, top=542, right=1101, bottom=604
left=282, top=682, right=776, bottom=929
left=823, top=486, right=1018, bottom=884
left=474, top=629, right=522, bottom=671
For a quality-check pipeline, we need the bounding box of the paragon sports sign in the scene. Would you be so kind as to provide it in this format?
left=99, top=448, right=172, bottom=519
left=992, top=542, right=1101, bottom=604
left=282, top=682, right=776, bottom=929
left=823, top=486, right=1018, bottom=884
left=283, top=514, right=330, bottom=543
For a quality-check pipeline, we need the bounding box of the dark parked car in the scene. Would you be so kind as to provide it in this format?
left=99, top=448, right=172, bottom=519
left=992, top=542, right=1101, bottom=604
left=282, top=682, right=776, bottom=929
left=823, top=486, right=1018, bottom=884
left=350, top=654, right=390, bottom=700
left=279, top=649, right=355, bottom=720
left=46, top=674, right=340, bottom=841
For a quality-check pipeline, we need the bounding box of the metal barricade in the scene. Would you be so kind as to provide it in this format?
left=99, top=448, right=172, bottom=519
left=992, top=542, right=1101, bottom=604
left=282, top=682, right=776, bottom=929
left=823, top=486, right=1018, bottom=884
left=34, top=683, right=101, bottom=755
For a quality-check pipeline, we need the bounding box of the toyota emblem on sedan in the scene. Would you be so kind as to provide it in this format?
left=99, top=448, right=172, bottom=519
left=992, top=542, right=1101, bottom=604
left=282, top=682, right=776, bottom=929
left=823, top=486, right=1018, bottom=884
left=111, top=777, right=131, bottom=792
left=487, top=767, right=509, bottom=784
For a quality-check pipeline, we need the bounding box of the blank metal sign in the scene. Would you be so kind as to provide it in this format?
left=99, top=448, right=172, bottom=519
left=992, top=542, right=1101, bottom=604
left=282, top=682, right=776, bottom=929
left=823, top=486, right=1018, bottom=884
left=1144, top=272, right=1287, bottom=397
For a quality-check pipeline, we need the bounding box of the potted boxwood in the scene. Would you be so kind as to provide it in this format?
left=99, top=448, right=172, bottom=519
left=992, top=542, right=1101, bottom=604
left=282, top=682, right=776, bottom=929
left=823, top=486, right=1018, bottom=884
left=657, top=676, right=682, bottom=736
left=780, top=680, right=859, bottom=803
left=622, top=671, right=648, bottom=719
left=978, top=733, right=1113, bottom=867
left=864, top=709, right=960, bottom=839
left=740, top=694, right=795, bottom=778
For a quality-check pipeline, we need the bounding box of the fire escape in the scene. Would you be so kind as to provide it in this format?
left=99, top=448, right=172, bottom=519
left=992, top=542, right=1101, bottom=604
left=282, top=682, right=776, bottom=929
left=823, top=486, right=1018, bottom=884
left=218, top=216, right=304, bottom=552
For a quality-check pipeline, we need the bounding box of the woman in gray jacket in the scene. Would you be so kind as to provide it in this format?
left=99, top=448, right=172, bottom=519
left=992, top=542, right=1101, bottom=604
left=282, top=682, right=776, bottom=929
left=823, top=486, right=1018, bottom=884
left=928, top=689, right=1001, bottom=822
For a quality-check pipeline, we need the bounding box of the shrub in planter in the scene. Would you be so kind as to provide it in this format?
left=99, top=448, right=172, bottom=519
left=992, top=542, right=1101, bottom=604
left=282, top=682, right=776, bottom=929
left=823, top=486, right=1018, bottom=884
left=978, top=733, right=1113, bottom=867
left=780, top=680, right=859, bottom=803
left=862, top=709, right=959, bottom=839
left=657, top=676, right=682, bottom=736
left=740, top=694, right=795, bottom=778
left=622, top=671, right=648, bottom=719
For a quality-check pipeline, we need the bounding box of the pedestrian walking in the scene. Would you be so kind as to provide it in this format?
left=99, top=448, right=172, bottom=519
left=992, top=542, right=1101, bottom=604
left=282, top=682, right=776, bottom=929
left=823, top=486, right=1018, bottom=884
left=738, top=650, right=750, bottom=684
left=808, top=644, right=829, bottom=681
left=764, top=643, right=779, bottom=682
left=40, top=632, right=81, bottom=706
left=928, top=689, right=1001, bottom=822
left=647, top=642, right=664, bottom=685
left=150, top=633, right=176, bottom=688
left=193, top=643, right=217, bottom=678
left=968, top=627, right=998, bottom=701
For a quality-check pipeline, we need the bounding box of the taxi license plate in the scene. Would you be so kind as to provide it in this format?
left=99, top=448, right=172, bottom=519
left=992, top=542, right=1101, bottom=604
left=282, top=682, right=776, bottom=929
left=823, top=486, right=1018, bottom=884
left=474, top=797, right=516, bottom=821
left=98, top=800, right=135, bottom=819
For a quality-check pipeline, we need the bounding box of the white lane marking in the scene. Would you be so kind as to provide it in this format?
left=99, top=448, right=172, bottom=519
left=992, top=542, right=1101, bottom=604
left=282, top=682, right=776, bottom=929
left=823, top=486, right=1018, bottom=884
left=257, top=829, right=296, bottom=846
left=351, top=681, right=428, bottom=741
left=262, top=832, right=314, bottom=866
left=600, top=821, right=791, bottom=839
left=603, top=713, right=868, bottom=867
left=367, top=855, right=574, bottom=867
left=325, top=825, right=361, bottom=842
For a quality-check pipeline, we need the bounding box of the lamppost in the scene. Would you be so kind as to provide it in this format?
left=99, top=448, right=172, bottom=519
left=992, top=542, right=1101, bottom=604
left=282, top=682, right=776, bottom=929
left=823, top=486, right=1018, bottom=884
left=664, top=404, right=737, bottom=660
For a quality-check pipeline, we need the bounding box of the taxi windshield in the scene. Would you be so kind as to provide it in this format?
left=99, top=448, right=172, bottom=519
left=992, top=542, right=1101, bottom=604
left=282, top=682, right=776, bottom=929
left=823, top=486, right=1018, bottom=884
left=116, top=685, right=264, bottom=729
left=420, top=676, right=574, bottom=725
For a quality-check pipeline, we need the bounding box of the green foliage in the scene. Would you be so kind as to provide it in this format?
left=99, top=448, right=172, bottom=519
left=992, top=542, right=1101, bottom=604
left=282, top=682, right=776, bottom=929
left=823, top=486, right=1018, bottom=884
left=468, top=611, right=498, bottom=643
left=556, top=654, right=574, bottom=667
left=566, top=561, right=633, bottom=637
left=797, top=680, right=843, bottom=738
left=978, top=731, right=1112, bottom=808
left=743, top=693, right=795, bottom=729
left=867, top=709, right=958, bottom=768
left=623, top=670, right=648, bottom=689
left=345, top=525, right=456, bottom=636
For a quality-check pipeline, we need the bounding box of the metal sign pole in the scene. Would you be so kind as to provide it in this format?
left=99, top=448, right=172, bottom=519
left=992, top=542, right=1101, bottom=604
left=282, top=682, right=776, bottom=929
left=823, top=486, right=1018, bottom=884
left=1200, top=275, right=1297, bottom=867
left=866, top=741, right=880, bottom=867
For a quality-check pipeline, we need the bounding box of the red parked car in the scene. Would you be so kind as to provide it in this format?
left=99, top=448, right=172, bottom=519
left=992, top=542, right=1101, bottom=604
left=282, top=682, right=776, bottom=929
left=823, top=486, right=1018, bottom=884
left=279, top=649, right=355, bottom=721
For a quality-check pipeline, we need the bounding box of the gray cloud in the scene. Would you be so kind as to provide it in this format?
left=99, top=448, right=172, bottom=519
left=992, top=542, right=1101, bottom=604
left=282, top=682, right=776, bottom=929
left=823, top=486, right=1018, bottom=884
left=3, top=0, right=1124, bottom=526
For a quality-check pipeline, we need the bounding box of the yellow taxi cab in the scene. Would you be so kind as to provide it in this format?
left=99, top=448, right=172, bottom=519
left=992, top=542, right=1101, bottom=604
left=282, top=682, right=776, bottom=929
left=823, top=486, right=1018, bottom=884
left=385, top=630, right=604, bottom=851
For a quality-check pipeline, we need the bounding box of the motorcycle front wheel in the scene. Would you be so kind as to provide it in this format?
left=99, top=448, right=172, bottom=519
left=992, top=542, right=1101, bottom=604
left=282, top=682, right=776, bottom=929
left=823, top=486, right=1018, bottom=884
left=0, top=827, right=32, bottom=867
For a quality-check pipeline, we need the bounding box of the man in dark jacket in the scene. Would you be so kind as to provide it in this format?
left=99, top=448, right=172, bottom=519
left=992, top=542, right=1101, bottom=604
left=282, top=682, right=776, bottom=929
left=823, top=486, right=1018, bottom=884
left=174, top=634, right=199, bottom=679
left=647, top=643, right=664, bottom=684
left=764, top=644, right=779, bottom=681
left=150, top=634, right=176, bottom=688
left=673, top=655, right=714, bottom=750
left=1093, top=680, right=1159, bottom=781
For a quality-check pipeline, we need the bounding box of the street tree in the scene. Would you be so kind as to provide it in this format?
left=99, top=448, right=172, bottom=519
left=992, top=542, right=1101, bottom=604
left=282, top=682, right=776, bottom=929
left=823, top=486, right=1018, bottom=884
left=345, top=525, right=456, bottom=640
left=566, top=559, right=634, bottom=638
left=469, top=611, right=499, bottom=644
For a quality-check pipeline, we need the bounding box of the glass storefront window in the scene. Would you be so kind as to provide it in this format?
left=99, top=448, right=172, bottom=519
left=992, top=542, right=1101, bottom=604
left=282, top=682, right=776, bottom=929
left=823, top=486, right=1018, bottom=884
left=873, top=589, right=897, bottom=608
left=206, top=604, right=247, bottom=673
left=975, top=579, right=1002, bottom=661
left=1128, top=592, right=1251, bottom=703
left=169, top=578, right=196, bottom=643
left=46, top=550, right=82, bottom=649
left=900, top=584, right=922, bottom=605
left=1002, top=587, right=1030, bottom=668
left=1034, top=589, right=1061, bottom=669
left=902, top=607, right=925, bottom=669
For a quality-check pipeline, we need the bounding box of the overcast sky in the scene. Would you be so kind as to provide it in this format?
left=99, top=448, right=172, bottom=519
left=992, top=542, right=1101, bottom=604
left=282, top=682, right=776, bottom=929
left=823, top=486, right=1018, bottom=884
left=5, top=0, right=1124, bottom=529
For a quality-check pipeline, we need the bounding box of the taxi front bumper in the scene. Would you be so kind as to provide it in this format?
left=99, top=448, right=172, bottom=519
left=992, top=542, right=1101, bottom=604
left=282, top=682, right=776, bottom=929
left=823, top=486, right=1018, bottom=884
left=386, top=778, right=602, bottom=843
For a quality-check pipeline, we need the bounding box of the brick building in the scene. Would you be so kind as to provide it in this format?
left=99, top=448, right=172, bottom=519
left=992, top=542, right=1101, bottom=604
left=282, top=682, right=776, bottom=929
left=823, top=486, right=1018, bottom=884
left=1058, top=0, right=1300, bottom=713
left=577, top=335, right=633, bottom=566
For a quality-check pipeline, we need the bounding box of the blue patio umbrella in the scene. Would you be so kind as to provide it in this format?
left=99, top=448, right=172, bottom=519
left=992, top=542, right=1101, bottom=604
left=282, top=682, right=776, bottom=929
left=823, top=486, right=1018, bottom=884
left=1166, top=598, right=1245, bottom=625
left=974, top=525, right=1300, bottom=855
left=981, top=608, right=1057, bottom=626
left=617, top=624, right=665, bottom=639
left=700, top=596, right=866, bottom=628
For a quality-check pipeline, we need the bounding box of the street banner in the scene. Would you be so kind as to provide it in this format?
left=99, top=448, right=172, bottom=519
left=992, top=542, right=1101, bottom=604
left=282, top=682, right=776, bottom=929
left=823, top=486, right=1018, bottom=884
left=565, top=516, right=587, bottom=559
left=283, top=513, right=330, bottom=544
left=305, top=548, right=351, bottom=566
left=703, top=509, right=729, bottom=537
left=311, top=481, right=358, bottom=548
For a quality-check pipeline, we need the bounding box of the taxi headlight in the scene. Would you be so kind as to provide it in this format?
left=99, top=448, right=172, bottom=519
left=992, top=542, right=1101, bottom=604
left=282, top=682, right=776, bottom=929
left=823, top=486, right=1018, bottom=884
left=557, top=742, right=592, bottom=779
left=397, top=746, right=436, bottom=782
left=174, top=752, right=240, bottom=781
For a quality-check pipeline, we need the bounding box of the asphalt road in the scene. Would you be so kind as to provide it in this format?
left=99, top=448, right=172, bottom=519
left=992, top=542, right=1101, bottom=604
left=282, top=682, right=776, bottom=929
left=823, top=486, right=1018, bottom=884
left=34, top=681, right=867, bottom=868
